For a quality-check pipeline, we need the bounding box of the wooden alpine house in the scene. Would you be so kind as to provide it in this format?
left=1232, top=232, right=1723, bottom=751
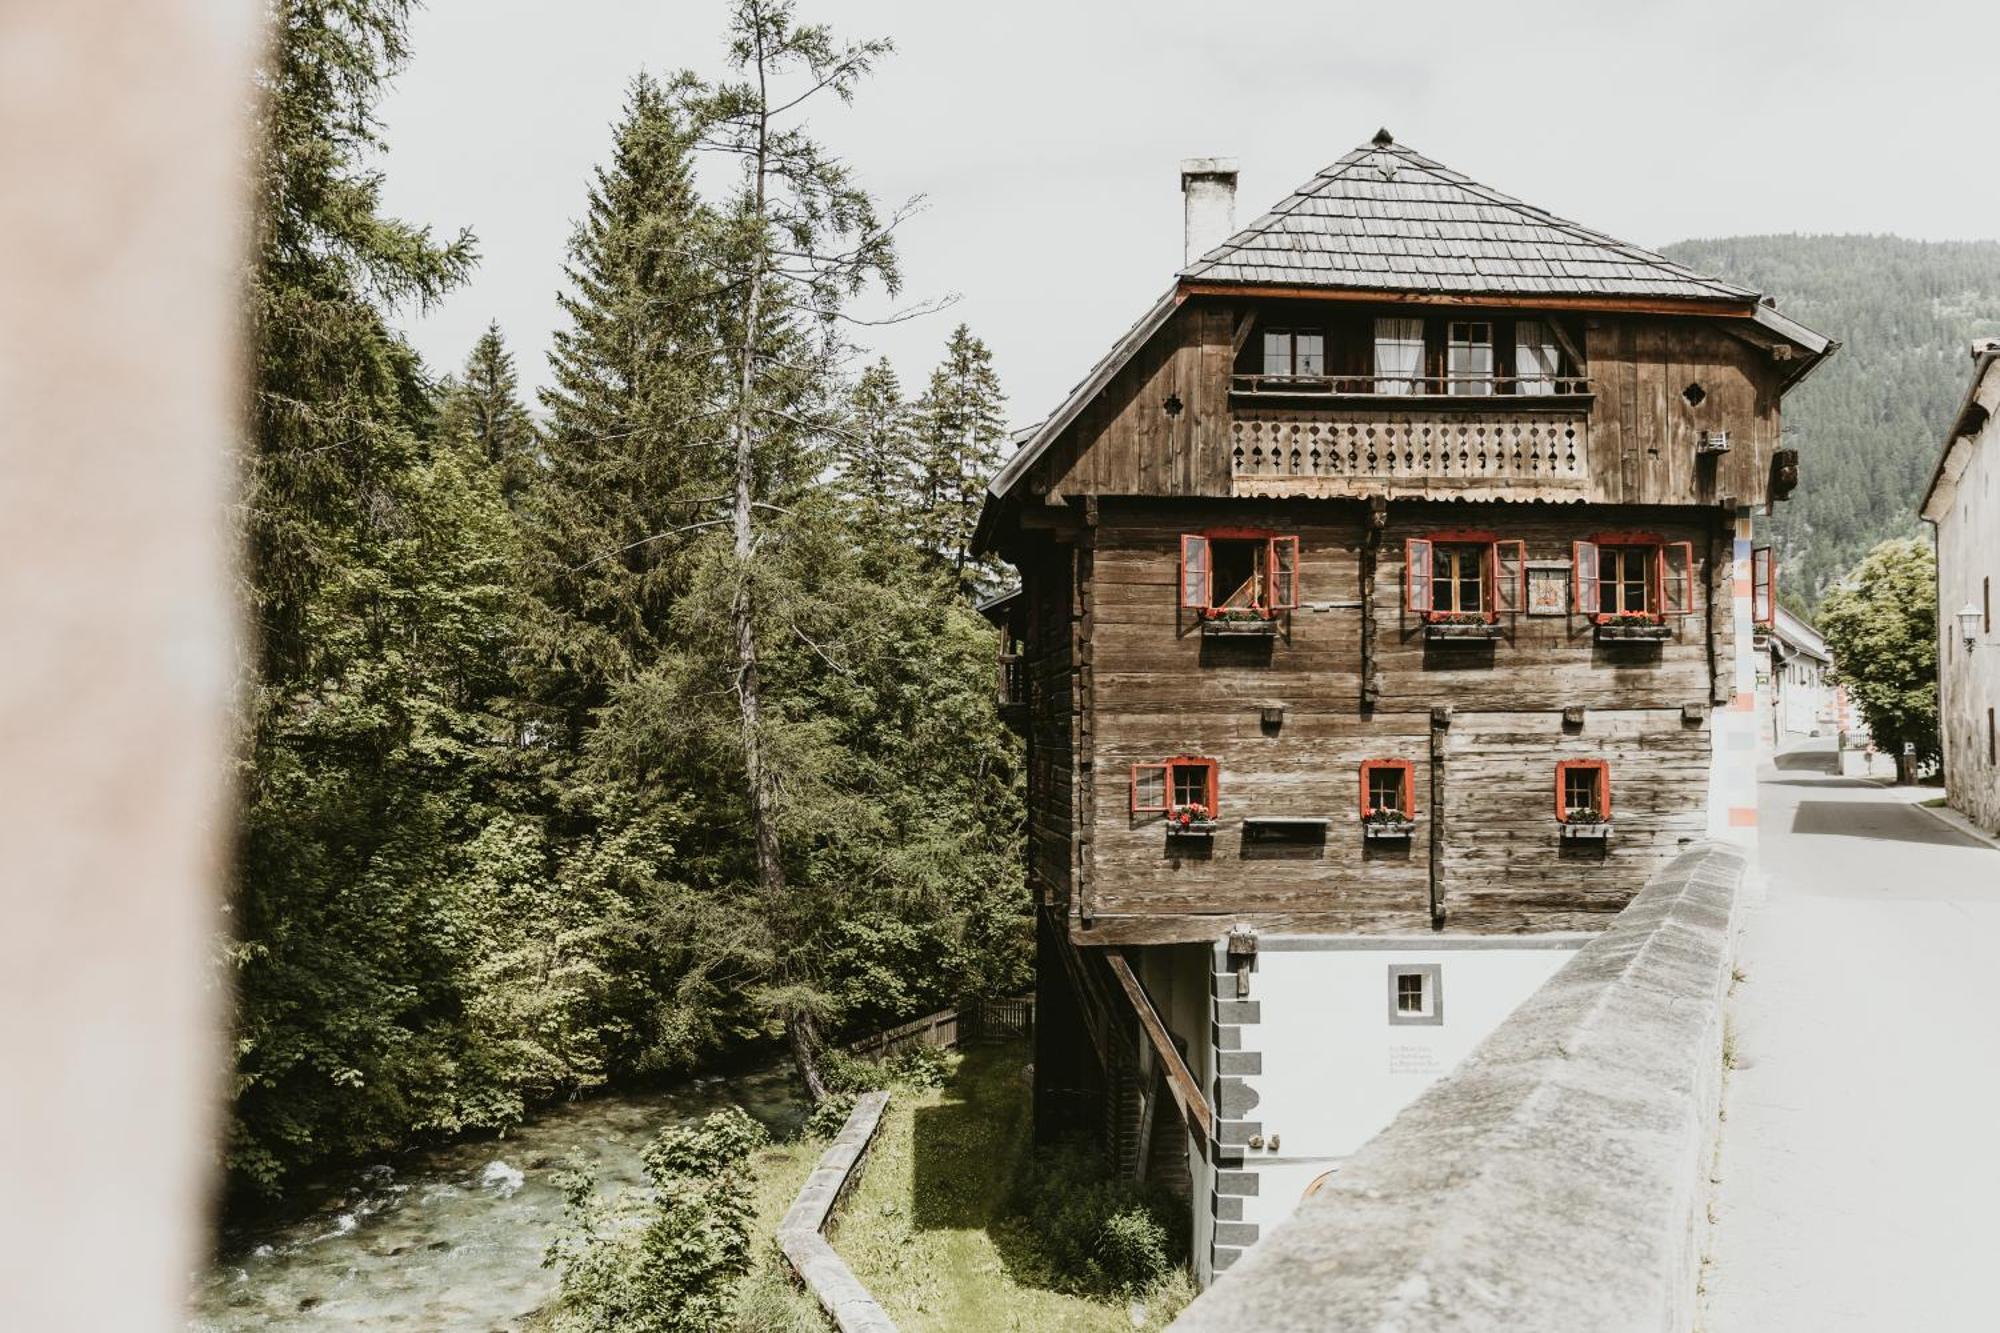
left=975, top=131, right=1835, bottom=1282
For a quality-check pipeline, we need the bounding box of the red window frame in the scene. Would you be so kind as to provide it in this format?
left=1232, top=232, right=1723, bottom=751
left=1751, top=546, right=1775, bottom=628
left=1577, top=533, right=1682, bottom=622
left=1554, top=759, right=1611, bottom=821
left=1359, top=759, right=1416, bottom=817
left=1405, top=531, right=1522, bottom=623
left=1179, top=531, right=1301, bottom=615
left=1131, top=755, right=1219, bottom=817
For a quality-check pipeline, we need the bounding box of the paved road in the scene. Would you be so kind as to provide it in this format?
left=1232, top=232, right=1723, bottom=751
left=1704, top=739, right=2000, bottom=1331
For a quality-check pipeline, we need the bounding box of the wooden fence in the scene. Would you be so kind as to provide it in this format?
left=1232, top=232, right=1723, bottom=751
left=848, top=994, right=1034, bottom=1062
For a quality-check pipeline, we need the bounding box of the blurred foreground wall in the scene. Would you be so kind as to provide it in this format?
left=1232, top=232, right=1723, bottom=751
left=0, top=2, right=258, bottom=1328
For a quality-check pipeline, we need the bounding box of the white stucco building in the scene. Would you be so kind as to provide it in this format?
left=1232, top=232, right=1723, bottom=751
left=1920, top=340, right=2000, bottom=834
left=1762, top=607, right=1836, bottom=743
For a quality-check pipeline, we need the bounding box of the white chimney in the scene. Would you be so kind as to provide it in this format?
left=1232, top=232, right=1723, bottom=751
left=1180, top=158, right=1238, bottom=265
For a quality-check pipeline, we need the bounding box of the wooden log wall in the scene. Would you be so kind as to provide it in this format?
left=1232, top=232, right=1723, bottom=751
left=1064, top=499, right=1727, bottom=945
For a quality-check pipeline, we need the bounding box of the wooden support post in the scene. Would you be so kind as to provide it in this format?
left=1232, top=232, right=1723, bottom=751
left=1075, top=499, right=1098, bottom=925
left=1106, top=951, right=1215, bottom=1142
left=1361, top=496, right=1387, bottom=708
left=1429, top=706, right=1451, bottom=929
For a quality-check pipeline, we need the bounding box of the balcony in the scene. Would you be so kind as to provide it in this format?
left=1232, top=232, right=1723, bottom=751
left=996, top=652, right=1029, bottom=722
left=1229, top=392, right=1591, bottom=501
left=1230, top=372, right=1593, bottom=403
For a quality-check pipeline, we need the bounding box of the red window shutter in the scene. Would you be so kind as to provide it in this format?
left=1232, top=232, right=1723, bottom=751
left=1405, top=538, right=1433, bottom=614
left=1599, top=763, right=1612, bottom=819
left=1661, top=542, right=1695, bottom=616
left=1131, top=763, right=1168, bottom=814
left=1573, top=540, right=1600, bottom=614
left=1180, top=535, right=1211, bottom=610
left=1751, top=546, right=1775, bottom=628
left=1492, top=540, right=1526, bottom=615
left=1267, top=536, right=1300, bottom=610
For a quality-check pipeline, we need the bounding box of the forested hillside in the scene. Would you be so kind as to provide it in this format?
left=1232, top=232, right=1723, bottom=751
left=229, top=0, right=1024, bottom=1200
left=1660, top=235, right=2000, bottom=607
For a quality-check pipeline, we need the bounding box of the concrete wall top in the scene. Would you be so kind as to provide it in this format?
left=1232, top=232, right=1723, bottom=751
left=1170, top=842, right=1746, bottom=1333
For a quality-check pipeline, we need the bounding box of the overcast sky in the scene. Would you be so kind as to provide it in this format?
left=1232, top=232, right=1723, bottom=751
left=377, top=0, right=2000, bottom=424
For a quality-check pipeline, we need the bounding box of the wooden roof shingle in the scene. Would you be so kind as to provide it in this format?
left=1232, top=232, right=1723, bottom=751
left=1180, top=131, right=1757, bottom=302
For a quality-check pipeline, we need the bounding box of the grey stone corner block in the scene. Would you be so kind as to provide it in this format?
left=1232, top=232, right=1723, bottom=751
left=1213, top=998, right=1262, bottom=1025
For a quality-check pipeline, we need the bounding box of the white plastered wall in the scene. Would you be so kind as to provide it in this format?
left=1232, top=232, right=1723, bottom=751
left=1205, top=936, right=1581, bottom=1258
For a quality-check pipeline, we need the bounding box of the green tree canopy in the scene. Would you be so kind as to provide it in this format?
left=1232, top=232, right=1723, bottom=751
left=1817, top=537, right=1940, bottom=773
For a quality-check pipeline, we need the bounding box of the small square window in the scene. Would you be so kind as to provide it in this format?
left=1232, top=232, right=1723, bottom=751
left=1386, top=963, right=1443, bottom=1025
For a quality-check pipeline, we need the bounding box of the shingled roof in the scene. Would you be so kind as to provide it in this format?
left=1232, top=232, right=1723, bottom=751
left=1180, top=130, right=1757, bottom=302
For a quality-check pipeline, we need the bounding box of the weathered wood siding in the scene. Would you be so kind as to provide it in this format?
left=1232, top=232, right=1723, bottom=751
left=1069, top=501, right=1725, bottom=944
left=1024, top=544, right=1075, bottom=908
left=1026, top=301, right=1783, bottom=512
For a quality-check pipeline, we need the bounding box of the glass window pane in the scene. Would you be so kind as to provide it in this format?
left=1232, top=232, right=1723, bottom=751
left=1262, top=331, right=1290, bottom=377
left=1296, top=334, right=1324, bottom=377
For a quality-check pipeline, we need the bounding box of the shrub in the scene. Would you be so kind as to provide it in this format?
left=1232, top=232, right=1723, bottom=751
left=802, top=1091, right=858, bottom=1140
left=543, top=1106, right=767, bottom=1333
left=1008, top=1145, right=1185, bottom=1296
left=881, top=1042, right=951, bottom=1089
left=1095, top=1205, right=1172, bottom=1291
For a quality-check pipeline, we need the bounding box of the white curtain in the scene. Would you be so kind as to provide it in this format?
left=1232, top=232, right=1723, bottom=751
left=1373, top=317, right=1423, bottom=394
left=1516, top=320, right=1560, bottom=395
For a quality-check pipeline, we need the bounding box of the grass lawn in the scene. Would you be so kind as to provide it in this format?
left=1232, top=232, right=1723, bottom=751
left=822, top=1042, right=1192, bottom=1332
left=538, top=1041, right=1194, bottom=1331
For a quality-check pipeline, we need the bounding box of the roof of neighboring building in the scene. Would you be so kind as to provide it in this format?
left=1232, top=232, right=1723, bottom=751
left=1770, top=606, right=1831, bottom=664
left=1180, top=131, right=1759, bottom=302
left=1920, top=341, right=2000, bottom=524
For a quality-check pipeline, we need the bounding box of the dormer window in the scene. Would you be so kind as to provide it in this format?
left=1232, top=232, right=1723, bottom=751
left=1261, top=329, right=1324, bottom=379
left=1180, top=532, right=1300, bottom=619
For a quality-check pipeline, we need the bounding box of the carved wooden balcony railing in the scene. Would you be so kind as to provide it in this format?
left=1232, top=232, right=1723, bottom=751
left=1230, top=372, right=1593, bottom=401
left=996, top=652, right=1029, bottom=715
left=1230, top=406, right=1589, bottom=499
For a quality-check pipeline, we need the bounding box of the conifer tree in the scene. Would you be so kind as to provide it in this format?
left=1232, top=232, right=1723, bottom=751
left=522, top=75, right=730, bottom=774
left=838, top=358, right=919, bottom=554
left=439, top=321, right=538, bottom=504
left=670, top=0, right=902, bottom=1099
left=913, top=323, right=1008, bottom=585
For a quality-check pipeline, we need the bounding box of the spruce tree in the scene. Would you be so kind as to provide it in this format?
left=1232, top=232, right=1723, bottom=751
left=913, top=323, right=1008, bottom=585
left=670, top=0, right=901, bottom=1099
left=439, top=321, right=538, bottom=504
left=839, top=357, right=919, bottom=556
left=522, top=74, right=729, bottom=778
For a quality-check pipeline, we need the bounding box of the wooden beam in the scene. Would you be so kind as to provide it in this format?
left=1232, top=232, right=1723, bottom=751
left=1106, top=950, right=1215, bottom=1142
left=1178, top=281, right=1759, bottom=321
left=1230, top=308, right=1256, bottom=360
left=1545, top=316, right=1587, bottom=373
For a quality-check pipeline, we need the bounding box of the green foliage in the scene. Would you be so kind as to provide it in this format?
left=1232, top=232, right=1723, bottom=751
left=228, top=0, right=1027, bottom=1199
left=1009, top=1146, right=1187, bottom=1297
left=543, top=1108, right=767, bottom=1333
left=1817, top=538, right=1940, bottom=765
left=1660, top=235, right=2000, bottom=607
left=912, top=324, right=1010, bottom=588
left=800, top=1090, right=859, bottom=1140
